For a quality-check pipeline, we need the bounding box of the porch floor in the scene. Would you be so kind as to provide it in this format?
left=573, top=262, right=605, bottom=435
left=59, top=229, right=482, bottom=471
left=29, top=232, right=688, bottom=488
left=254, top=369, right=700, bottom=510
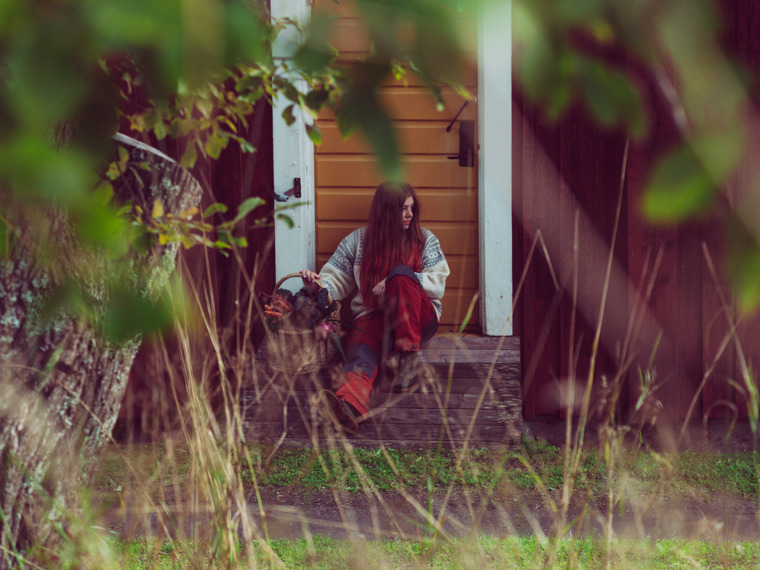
left=243, top=335, right=522, bottom=448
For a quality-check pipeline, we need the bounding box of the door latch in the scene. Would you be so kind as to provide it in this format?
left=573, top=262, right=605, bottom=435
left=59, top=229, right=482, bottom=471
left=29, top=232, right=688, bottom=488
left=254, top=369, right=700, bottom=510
left=447, top=120, right=475, bottom=168
left=270, top=177, right=302, bottom=202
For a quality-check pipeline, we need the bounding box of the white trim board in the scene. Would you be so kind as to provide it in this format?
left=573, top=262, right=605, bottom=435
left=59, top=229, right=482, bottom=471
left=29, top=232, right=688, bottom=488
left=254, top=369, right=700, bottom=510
left=271, top=0, right=315, bottom=289
left=478, top=0, right=513, bottom=336
left=272, top=1, right=514, bottom=333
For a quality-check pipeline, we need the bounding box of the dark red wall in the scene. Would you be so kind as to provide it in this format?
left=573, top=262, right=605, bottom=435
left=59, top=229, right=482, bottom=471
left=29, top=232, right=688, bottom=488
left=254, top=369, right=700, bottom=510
left=515, top=0, right=760, bottom=424
left=115, top=99, right=275, bottom=440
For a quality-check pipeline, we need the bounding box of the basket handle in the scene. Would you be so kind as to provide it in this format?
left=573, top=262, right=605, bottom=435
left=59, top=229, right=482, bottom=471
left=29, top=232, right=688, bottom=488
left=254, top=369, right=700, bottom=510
left=273, top=272, right=331, bottom=303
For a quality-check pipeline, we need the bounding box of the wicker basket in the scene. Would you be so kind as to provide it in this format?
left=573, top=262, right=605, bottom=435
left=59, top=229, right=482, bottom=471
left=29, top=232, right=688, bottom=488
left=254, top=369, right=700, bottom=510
left=263, top=273, right=341, bottom=375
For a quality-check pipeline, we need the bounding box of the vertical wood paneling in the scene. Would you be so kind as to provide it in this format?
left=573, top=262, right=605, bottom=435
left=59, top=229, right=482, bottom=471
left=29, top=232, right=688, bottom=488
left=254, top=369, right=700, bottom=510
left=701, top=223, right=736, bottom=420
left=518, top=0, right=760, bottom=421
left=519, top=100, right=563, bottom=417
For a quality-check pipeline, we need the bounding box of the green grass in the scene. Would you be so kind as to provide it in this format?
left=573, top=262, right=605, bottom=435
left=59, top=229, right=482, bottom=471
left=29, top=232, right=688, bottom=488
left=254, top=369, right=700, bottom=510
left=93, top=439, right=760, bottom=502
left=106, top=535, right=760, bottom=569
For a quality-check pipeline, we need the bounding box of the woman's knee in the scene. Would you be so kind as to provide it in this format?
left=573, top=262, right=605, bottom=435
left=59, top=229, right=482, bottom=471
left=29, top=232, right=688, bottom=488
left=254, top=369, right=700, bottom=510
left=385, top=265, right=419, bottom=286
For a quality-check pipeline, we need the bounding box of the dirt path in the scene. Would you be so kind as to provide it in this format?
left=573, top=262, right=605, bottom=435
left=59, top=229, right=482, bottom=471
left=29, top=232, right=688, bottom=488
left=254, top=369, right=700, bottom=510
left=97, top=486, right=759, bottom=543
left=97, top=418, right=760, bottom=543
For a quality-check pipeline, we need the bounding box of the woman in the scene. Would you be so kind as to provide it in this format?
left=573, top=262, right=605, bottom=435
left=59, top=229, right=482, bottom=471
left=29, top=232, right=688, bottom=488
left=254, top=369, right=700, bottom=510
left=300, top=181, right=450, bottom=434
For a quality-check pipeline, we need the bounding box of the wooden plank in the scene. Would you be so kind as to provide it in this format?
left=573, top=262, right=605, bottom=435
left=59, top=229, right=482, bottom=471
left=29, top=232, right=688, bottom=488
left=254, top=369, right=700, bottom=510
left=327, top=18, right=371, bottom=54
left=241, top=373, right=521, bottom=402
left=319, top=88, right=476, bottom=123
left=421, top=350, right=519, bottom=366
left=438, top=289, right=480, bottom=326
left=314, top=0, right=479, bottom=63
left=246, top=402, right=509, bottom=423
left=316, top=188, right=477, bottom=222
left=318, top=122, right=461, bottom=155
left=326, top=21, right=478, bottom=65
left=423, top=335, right=521, bottom=350
left=441, top=255, right=480, bottom=291
left=315, top=155, right=476, bottom=188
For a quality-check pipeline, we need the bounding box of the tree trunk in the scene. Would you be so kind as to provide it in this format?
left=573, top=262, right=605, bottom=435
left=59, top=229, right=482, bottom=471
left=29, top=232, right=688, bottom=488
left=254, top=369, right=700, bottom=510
left=0, top=134, right=202, bottom=567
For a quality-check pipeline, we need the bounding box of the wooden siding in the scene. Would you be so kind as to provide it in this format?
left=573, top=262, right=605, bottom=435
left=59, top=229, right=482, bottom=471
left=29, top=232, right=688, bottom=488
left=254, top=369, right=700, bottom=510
left=516, top=0, right=760, bottom=422
left=313, top=0, right=479, bottom=330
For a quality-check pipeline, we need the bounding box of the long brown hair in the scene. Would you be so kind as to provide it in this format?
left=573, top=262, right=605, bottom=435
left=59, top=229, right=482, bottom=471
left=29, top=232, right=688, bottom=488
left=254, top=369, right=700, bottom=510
left=360, top=181, right=425, bottom=309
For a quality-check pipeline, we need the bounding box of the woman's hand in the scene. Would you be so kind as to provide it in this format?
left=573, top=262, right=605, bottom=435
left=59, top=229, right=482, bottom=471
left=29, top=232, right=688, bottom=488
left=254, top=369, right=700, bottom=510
left=299, top=269, right=321, bottom=293
left=372, top=279, right=386, bottom=298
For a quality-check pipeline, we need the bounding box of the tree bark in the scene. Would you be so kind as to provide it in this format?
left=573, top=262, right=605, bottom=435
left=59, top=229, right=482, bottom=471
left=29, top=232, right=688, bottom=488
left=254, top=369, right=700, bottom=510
left=0, top=134, right=202, bottom=567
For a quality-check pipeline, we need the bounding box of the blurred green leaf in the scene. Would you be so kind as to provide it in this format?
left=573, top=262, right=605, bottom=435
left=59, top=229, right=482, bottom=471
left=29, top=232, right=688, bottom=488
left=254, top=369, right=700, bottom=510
left=691, top=129, right=744, bottom=183
left=0, top=0, right=24, bottom=36
left=128, top=223, right=154, bottom=255
left=580, top=59, right=647, bottom=137
left=153, top=119, right=167, bottom=140
left=306, top=123, right=322, bottom=145
left=641, top=144, right=715, bottom=223
left=180, top=140, right=198, bottom=169
left=204, top=133, right=225, bottom=160
left=104, top=287, right=172, bottom=343
left=39, top=281, right=83, bottom=324
left=85, top=0, right=182, bottom=46
left=294, top=9, right=336, bottom=73
left=232, top=197, right=264, bottom=223
left=93, top=182, right=114, bottom=206
left=7, top=24, right=91, bottom=127
left=335, top=104, right=359, bottom=139
left=727, top=215, right=760, bottom=313
left=513, top=3, right=558, bottom=105
left=76, top=200, right=130, bottom=258
left=277, top=213, right=294, bottom=229
left=304, top=89, right=330, bottom=112
left=203, top=203, right=228, bottom=218
left=338, top=61, right=401, bottom=177
left=0, top=134, right=93, bottom=203
left=555, top=0, right=607, bottom=26
left=343, top=94, right=401, bottom=178
left=229, top=134, right=256, bottom=154
left=197, top=98, right=214, bottom=119
left=223, top=0, right=268, bottom=66
left=282, top=104, right=296, bottom=127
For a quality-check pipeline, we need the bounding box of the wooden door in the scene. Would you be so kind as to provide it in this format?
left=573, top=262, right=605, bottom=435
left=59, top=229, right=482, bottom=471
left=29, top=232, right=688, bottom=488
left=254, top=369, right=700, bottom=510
left=313, top=0, right=479, bottom=330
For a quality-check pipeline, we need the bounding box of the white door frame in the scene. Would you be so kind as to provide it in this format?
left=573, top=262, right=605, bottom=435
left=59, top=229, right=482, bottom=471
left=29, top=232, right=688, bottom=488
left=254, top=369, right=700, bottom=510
left=272, top=1, right=514, bottom=334
left=478, top=0, right=513, bottom=336
left=271, top=0, right=316, bottom=288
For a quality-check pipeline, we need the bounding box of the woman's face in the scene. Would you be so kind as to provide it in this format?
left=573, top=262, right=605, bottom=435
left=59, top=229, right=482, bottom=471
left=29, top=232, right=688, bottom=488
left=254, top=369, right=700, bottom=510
left=402, top=196, right=414, bottom=229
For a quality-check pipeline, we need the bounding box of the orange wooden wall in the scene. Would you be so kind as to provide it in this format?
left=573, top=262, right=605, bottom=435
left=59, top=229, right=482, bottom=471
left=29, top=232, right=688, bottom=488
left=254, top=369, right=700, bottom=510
left=313, top=0, right=480, bottom=330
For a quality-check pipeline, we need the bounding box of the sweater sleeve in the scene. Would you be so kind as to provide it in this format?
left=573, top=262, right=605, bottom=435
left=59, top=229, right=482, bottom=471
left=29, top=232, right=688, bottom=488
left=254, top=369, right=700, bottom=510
left=416, top=230, right=450, bottom=315
left=318, top=229, right=359, bottom=302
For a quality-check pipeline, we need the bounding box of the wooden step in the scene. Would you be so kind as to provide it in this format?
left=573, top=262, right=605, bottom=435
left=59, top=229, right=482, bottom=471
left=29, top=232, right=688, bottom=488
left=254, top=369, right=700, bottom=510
left=242, top=335, right=523, bottom=447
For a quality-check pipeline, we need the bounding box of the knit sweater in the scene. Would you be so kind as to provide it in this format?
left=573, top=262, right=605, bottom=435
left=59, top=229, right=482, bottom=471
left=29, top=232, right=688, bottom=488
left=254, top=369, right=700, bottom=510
left=319, top=227, right=450, bottom=320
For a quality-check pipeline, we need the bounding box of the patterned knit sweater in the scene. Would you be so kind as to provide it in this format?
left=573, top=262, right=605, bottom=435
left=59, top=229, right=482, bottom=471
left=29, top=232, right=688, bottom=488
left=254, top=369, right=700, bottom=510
left=319, top=227, right=450, bottom=320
